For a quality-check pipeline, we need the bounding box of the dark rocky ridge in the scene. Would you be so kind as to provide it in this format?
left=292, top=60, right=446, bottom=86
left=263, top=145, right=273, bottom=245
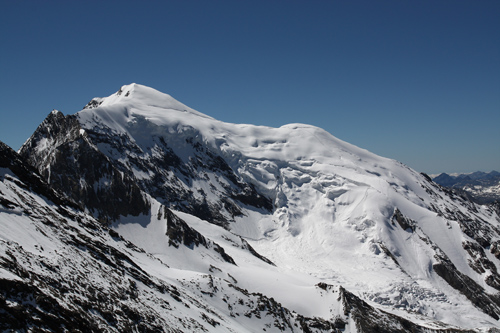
left=0, top=140, right=78, bottom=210
left=19, top=111, right=149, bottom=222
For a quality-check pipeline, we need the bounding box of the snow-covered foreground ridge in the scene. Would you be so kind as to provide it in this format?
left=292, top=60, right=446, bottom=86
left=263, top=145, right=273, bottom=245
left=1, top=83, right=500, bottom=331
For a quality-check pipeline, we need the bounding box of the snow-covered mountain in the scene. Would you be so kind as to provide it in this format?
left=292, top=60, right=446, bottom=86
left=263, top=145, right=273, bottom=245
left=3, top=83, right=500, bottom=331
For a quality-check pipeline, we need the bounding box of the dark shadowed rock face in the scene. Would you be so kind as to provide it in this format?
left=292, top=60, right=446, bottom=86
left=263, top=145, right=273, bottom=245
left=0, top=140, right=77, bottom=210
left=160, top=205, right=237, bottom=265
left=19, top=111, right=149, bottom=222
left=392, top=208, right=416, bottom=232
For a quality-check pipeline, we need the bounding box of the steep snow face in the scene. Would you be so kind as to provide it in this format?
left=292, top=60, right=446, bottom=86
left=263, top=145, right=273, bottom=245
left=17, top=84, right=500, bottom=329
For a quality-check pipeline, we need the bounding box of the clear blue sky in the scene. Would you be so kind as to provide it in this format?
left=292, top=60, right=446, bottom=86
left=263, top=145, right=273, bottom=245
left=1, top=0, right=499, bottom=174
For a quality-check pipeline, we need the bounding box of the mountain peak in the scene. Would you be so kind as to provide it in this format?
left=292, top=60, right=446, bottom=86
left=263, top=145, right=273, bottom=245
left=83, top=83, right=139, bottom=110
left=82, top=83, right=213, bottom=121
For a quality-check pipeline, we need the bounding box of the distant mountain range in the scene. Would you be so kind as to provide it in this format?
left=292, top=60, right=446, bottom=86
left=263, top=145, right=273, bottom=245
left=433, top=171, right=500, bottom=204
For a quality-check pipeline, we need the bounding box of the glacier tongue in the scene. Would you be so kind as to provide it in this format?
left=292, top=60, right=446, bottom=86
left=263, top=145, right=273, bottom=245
left=9, top=84, right=500, bottom=330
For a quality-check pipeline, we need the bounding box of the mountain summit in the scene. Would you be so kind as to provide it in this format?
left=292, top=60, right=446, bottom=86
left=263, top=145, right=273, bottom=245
left=2, top=84, right=500, bottom=331
left=83, top=83, right=213, bottom=119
